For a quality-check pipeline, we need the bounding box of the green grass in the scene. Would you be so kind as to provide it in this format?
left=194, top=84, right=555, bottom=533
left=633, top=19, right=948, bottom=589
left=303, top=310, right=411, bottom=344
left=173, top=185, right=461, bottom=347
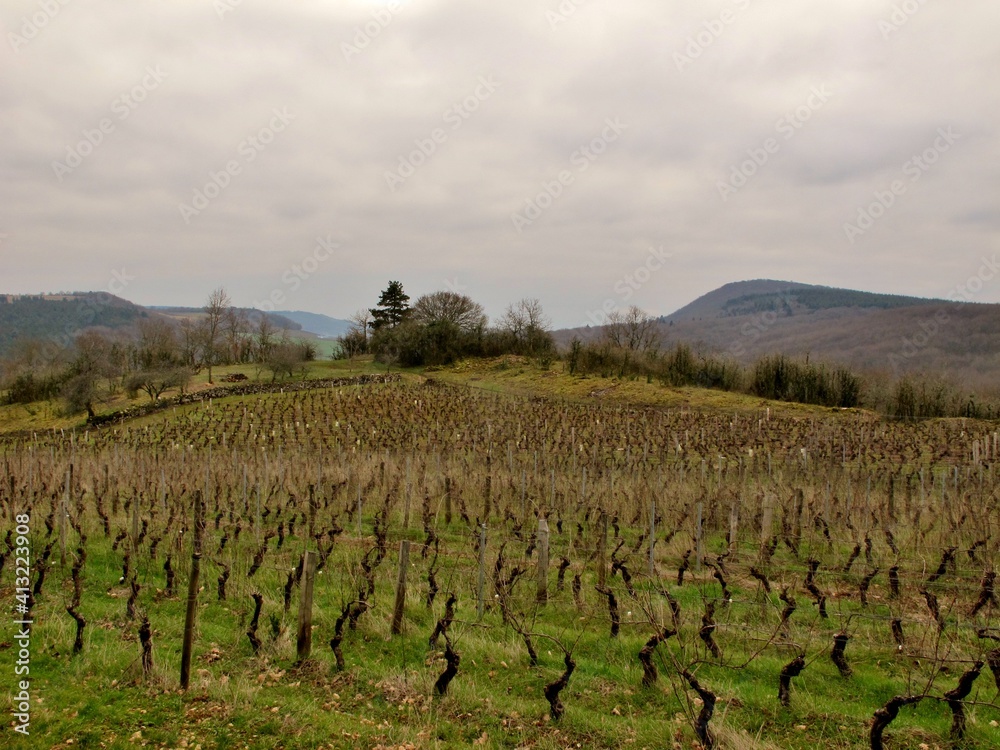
left=0, top=357, right=399, bottom=436
left=12, top=513, right=1000, bottom=749
left=0, top=353, right=856, bottom=438
left=4, top=357, right=1000, bottom=748
left=429, top=356, right=848, bottom=418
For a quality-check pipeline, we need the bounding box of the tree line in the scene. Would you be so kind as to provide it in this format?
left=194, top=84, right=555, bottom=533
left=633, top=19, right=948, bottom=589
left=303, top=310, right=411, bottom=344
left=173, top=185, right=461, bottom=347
left=3, top=281, right=994, bottom=422
left=564, top=305, right=995, bottom=419
left=336, top=281, right=556, bottom=366
left=2, top=288, right=316, bottom=418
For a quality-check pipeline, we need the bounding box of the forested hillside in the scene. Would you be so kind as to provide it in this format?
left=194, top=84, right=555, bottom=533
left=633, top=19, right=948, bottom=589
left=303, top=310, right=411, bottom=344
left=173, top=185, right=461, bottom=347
left=0, top=293, right=150, bottom=356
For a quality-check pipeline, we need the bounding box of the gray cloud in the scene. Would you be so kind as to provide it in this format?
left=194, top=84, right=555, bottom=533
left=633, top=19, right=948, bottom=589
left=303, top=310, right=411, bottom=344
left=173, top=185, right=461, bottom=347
left=2, top=0, right=998, bottom=327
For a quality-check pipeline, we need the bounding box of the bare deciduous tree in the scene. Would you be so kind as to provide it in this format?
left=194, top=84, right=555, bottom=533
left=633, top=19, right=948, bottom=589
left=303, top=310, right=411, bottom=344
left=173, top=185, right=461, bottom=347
left=500, top=298, right=553, bottom=357
left=200, top=287, right=231, bottom=383
left=126, top=367, right=190, bottom=402
left=223, top=307, right=250, bottom=364
left=411, top=291, right=487, bottom=334
left=265, top=337, right=308, bottom=382
left=177, top=318, right=200, bottom=369
left=337, top=309, right=371, bottom=359
left=61, top=330, right=119, bottom=419
left=253, top=312, right=277, bottom=364
left=135, top=317, right=178, bottom=370
left=603, top=305, right=661, bottom=353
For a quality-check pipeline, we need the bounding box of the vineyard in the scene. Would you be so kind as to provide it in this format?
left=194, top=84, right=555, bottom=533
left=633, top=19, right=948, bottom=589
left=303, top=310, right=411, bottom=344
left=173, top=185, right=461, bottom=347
left=3, top=370, right=1000, bottom=749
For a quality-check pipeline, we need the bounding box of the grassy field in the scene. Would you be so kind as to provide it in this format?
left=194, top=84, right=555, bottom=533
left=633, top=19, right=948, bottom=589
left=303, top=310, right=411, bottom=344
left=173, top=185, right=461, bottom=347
left=0, top=354, right=838, bottom=438
left=0, top=357, right=391, bottom=436
left=2, top=358, right=999, bottom=749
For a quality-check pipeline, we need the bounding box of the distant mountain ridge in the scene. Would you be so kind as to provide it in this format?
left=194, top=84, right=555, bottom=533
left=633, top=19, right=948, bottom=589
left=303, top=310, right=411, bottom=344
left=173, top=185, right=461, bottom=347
left=273, top=310, right=352, bottom=338
left=147, top=307, right=350, bottom=338
left=149, top=306, right=304, bottom=334
left=664, top=280, right=815, bottom=320
left=560, top=279, right=1000, bottom=389
left=664, top=279, right=948, bottom=322
left=0, top=292, right=157, bottom=356
left=0, top=294, right=349, bottom=359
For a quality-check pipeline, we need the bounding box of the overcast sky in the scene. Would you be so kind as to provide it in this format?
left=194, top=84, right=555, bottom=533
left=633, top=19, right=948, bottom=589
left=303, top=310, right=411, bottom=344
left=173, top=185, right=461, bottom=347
left=3, top=0, right=998, bottom=328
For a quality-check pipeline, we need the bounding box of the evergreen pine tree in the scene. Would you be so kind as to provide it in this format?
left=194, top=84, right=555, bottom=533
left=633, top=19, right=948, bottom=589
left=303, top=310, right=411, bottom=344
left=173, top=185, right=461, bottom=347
left=369, top=281, right=411, bottom=330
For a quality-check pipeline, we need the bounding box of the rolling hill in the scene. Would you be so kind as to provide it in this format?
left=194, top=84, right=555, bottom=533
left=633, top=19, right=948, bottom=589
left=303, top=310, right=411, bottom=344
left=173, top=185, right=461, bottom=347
left=560, top=280, right=1000, bottom=388
left=0, top=292, right=161, bottom=357
left=150, top=306, right=304, bottom=334
left=0, top=295, right=333, bottom=360
left=273, top=310, right=352, bottom=338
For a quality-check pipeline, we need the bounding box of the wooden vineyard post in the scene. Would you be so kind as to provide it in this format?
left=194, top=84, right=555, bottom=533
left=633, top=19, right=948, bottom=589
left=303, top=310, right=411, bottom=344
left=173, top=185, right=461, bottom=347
left=729, top=498, right=739, bottom=559
left=61, top=467, right=69, bottom=567
left=761, top=495, right=773, bottom=547
left=356, top=483, right=363, bottom=538
left=402, top=486, right=411, bottom=531
left=944, top=469, right=951, bottom=507
left=845, top=474, right=854, bottom=518
left=597, top=512, right=608, bottom=590
left=391, top=541, right=410, bottom=635
left=444, top=476, right=452, bottom=526
left=255, top=484, right=261, bottom=542
left=649, top=499, right=656, bottom=578
left=521, top=470, right=527, bottom=521
left=180, top=491, right=204, bottom=690
left=296, top=550, right=318, bottom=662
left=477, top=524, right=487, bottom=620
left=484, top=452, right=492, bottom=522
left=695, top=501, right=704, bottom=572
left=131, top=490, right=140, bottom=555
left=308, top=484, right=317, bottom=539
left=403, top=457, right=412, bottom=531
left=536, top=516, right=550, bottom=605
left=887, top=474, right=896, bottom=522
